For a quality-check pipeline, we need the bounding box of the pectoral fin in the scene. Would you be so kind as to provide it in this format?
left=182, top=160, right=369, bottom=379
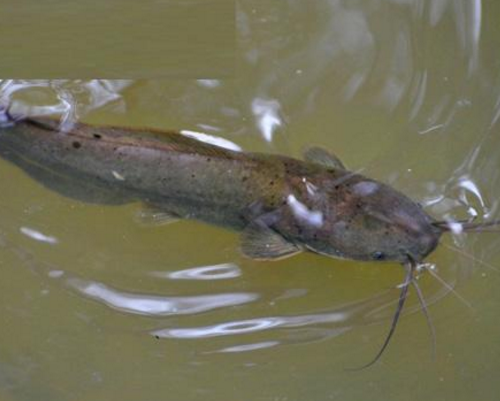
left=303, top=146, right=346, bottom=169
left=241, top=223, right=301, bottom=260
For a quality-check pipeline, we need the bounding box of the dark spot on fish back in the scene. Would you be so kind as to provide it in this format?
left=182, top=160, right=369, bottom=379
left=93, top=133, right=102, bottom=139
left=72, top=141, right=81, bottom=149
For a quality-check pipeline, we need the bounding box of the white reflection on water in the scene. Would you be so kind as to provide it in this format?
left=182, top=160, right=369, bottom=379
left=286, top=194, right=323, bottom=228
left=343, top=71, right=368, bottom=102
left=19, top=227, right=58, bottom=245
left=148, top=281, right=456, bottom=352
left=196, top=79, right=221, bottom=89
left=214, top=341, right=279, bottom=353
left=152, top=262, right=241, bottom=281
left=66, top=278, right=258, bottom=316
left=429, top=0, right=450, bottom=26
left=410, top=70, right=427, bottom=121
left=251, top=98, right=282, bottom=142
left=429, top=173, right=489, bottom=224
left=0, top=229, right=468, bottom=352
left=457, top=0, right=482, bottom=74
left=427, top=0, right=482, bottom=75
left=180, top=130, right=242, bottom=152
left=418, top=124, right=444, bottom=135
left=48, top=270, right=64, bottom=278
left=0, top=80, right=131, bottom=128
left=378, top=31, right=412, bottom=111
left=457, top=176, right=485, bottom=210
left=151, top=310, right=349, bottom=339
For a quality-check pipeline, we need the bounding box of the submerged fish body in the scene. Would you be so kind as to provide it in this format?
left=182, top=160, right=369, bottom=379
left=6, top=110, right=500, bottom=368
left=5, top=110, right=484, bottom=368
left=0, top=114, right=441, bottom=264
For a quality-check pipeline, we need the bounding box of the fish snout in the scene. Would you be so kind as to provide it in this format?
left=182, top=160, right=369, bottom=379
left=408, top=228, right=440, bottom=262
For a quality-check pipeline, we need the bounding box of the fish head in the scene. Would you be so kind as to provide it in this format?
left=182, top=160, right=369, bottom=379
left=290, top=175, right=442, bottom=263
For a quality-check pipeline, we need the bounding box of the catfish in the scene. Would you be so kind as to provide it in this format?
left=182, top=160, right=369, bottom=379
left=0, top=107, right=496, bottom=368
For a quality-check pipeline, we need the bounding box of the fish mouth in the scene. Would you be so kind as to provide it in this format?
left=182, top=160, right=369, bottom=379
left=406, top=253, right=418, bottom=264
left=404, top=226, right=441, bottom=263
left=400, top=246, right=426, bottom=265
left=304, top=244, right=348, bottom=260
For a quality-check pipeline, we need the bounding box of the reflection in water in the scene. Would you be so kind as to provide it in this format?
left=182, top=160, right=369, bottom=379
left=196, top=79, right=221, bottom=89
left=180, top=130, right=242, bottom=152
left=153, top=263, right=241, bottom=281
left=418, top=124, right=444, bottom=135
left=378, top=29, right=412, bottom=112
left=19, top=227, right=59, bottom=245
left=48, top=270, right=64, bottom=279
left=214, top=341, right=280, bottom=353
left=0, top=226, right=479, bottom=354
left=286, top=194, right=323, bottom=228
left=146, top=278, right=456, bottom=354
left=251, top=98, right=282, bottom=142
left=0, top=80, right=131, bottom=128
left=457, top=176, right=485, bottom=211
left=66, top=278, right=258, bottom=316
left=151, top=311, right=348, bottom=339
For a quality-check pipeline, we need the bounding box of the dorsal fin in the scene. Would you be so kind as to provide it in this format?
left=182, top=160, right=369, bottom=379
left=303, top=146, right=346, bottom=170
left=23, top=117, right=240, bottom=160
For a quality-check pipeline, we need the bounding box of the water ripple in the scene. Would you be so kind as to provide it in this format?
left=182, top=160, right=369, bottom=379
left=20, top=227, right=59, bottom=245
left=151, top=300, right=367, bottom=339
left=213, top=341, right=280, bottom=353
left=66, top=278, right=258, bottom=316
left=152, top=263, right=241, bottom=281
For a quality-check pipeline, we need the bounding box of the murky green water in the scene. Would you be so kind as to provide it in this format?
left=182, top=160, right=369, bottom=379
left=1, top=1, right=500, bottom=400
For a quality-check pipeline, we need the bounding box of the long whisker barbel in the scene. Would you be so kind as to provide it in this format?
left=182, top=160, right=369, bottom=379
left=411, top=277, right=436, bottom=359
left=347, top=259, right=416, bottom=370
left=440, top=242, right=499, bottom=273
left=433, top=219, right=500, bottom=233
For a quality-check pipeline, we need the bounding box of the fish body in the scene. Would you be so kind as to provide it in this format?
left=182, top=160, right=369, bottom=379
left=0, top=114, right=441, bottom=263
left=10, top=109, right=498, bottom=368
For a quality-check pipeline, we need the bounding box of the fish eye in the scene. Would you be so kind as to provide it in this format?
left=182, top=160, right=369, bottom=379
left=372, top=251, right=385, bottom=260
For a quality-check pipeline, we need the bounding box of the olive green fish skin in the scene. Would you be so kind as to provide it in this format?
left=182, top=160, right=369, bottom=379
left=0, top=116, right=441, bottom=264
